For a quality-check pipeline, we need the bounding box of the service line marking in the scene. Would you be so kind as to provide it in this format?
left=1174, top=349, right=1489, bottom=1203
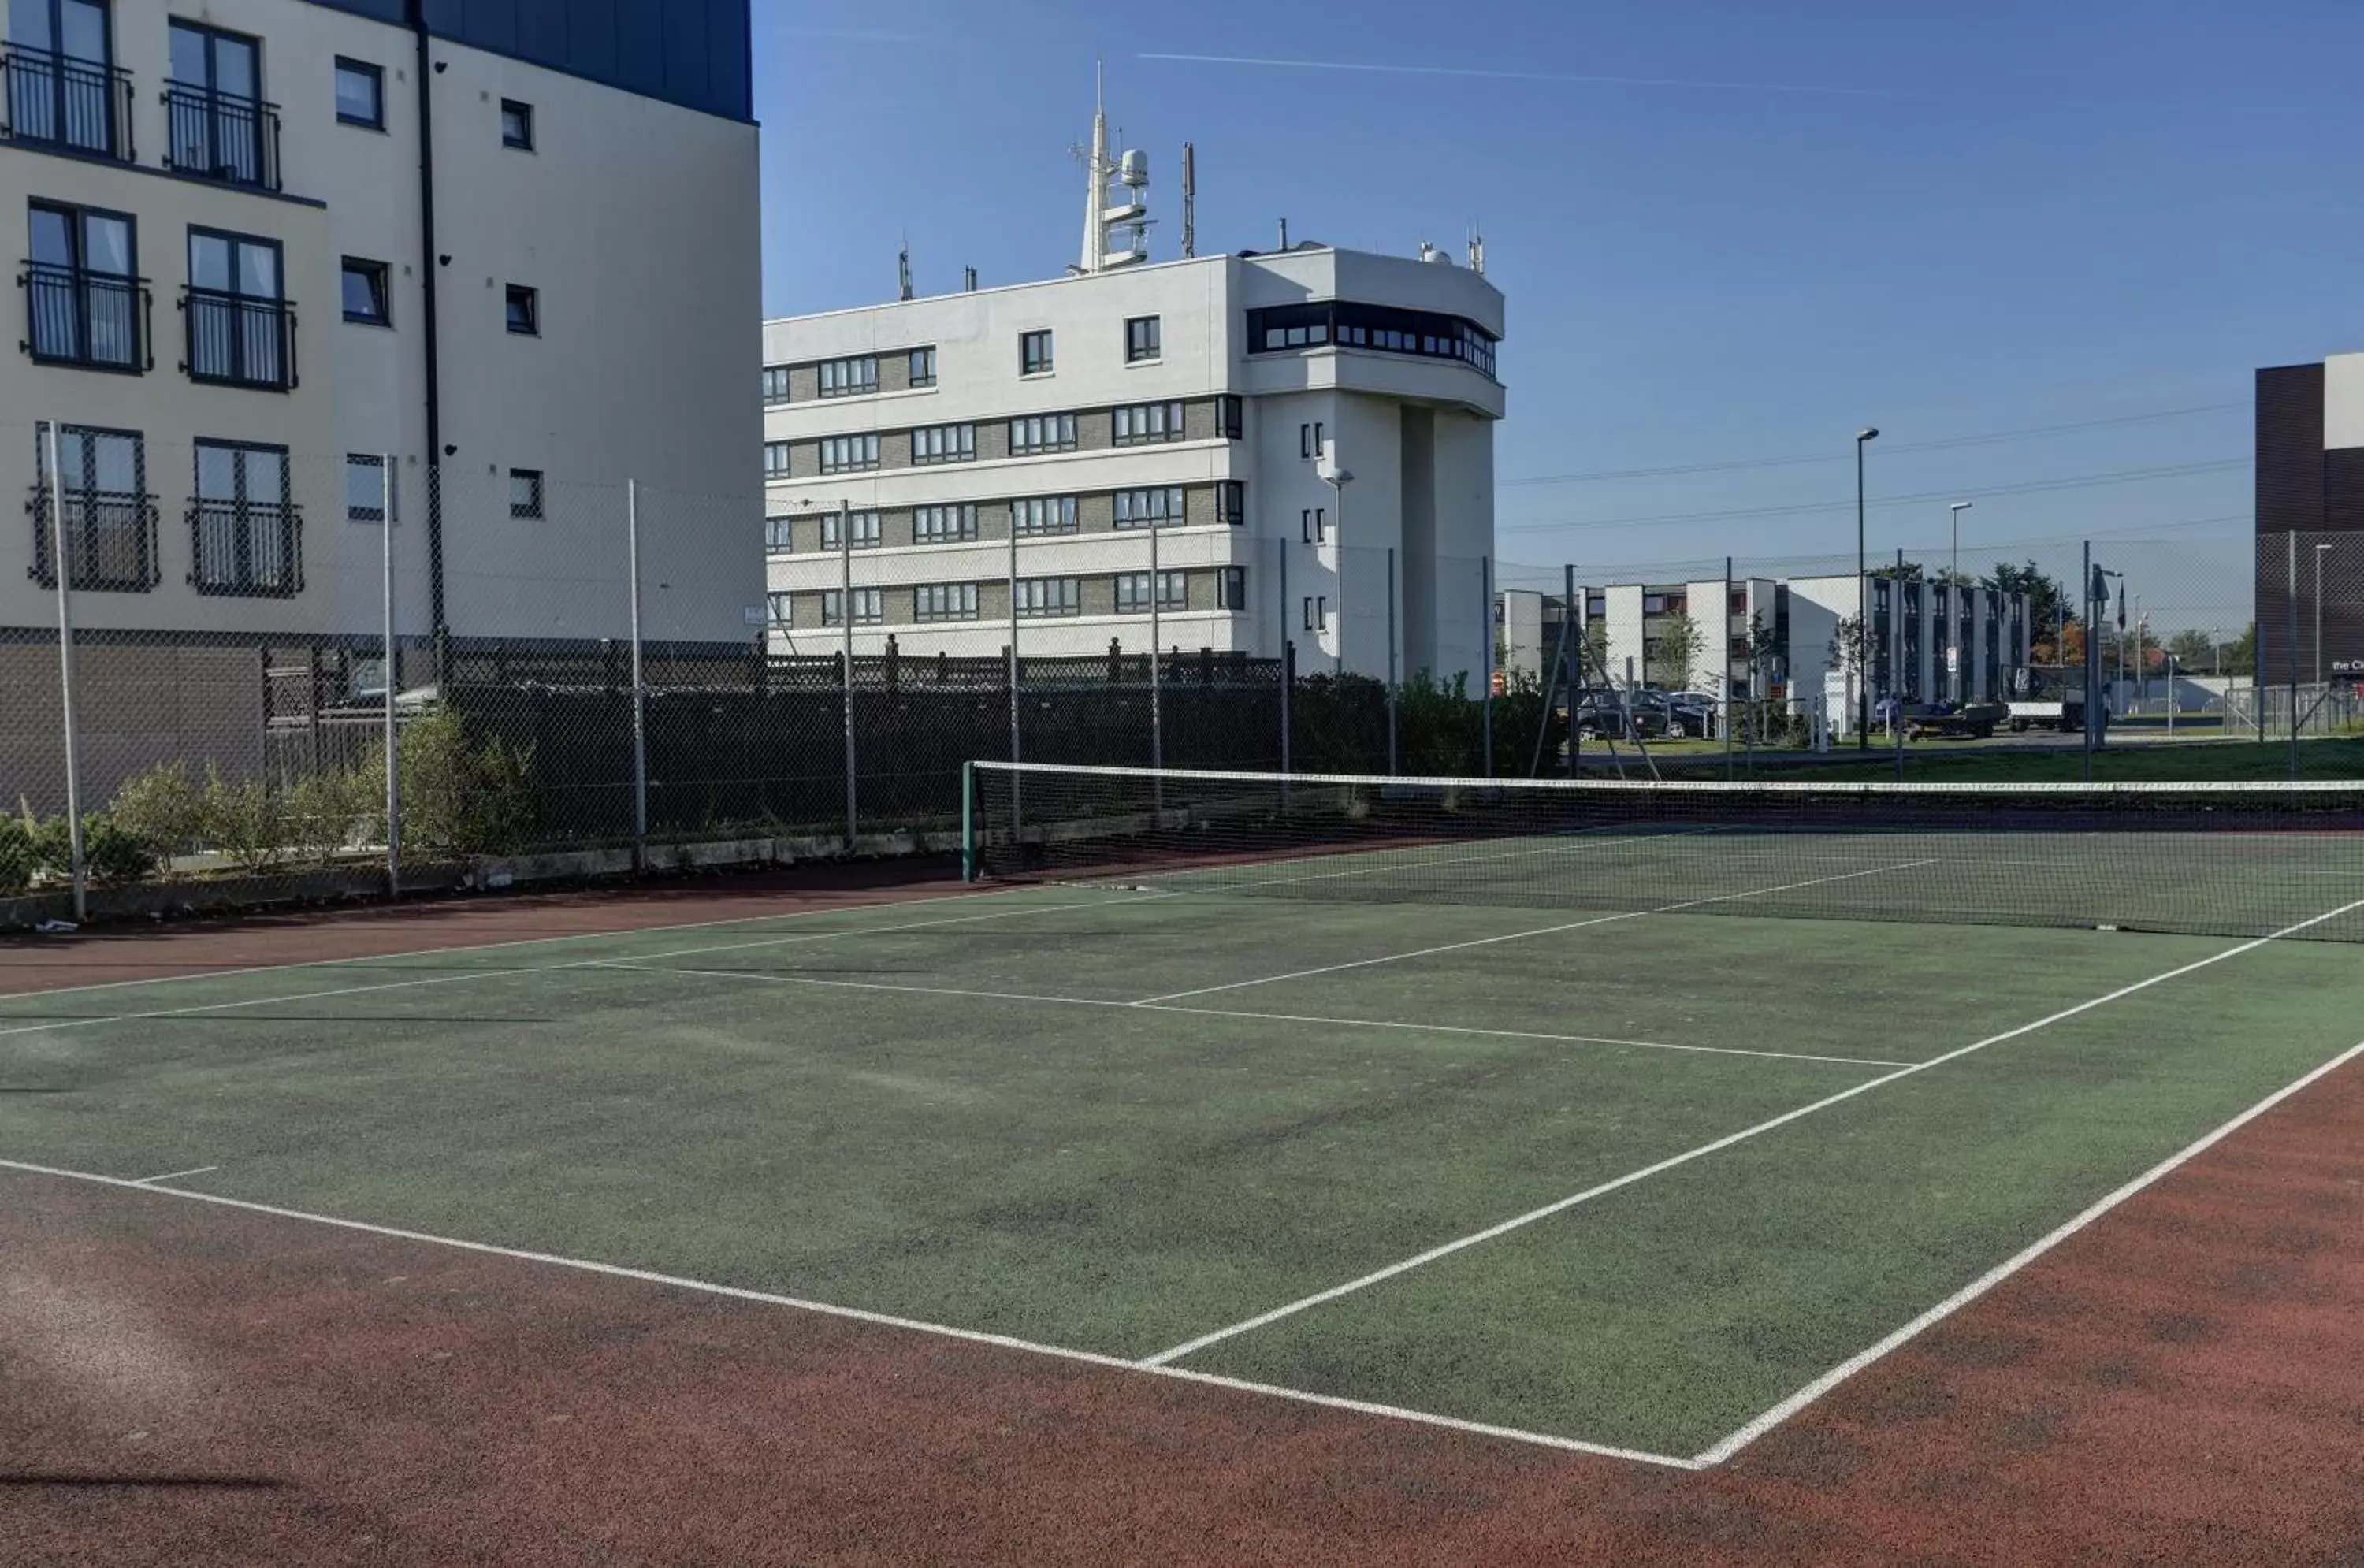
left=128, top=1165, right=218, bottom=1186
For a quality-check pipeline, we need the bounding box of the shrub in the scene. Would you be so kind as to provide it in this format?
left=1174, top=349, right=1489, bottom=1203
left=24, top=809, right=159, bottom=885
left=0, top=814, right=32, bottom=896
left=200, top=764, right=289, bottom=873
left=396, top=709, right=537, bottom=858
left=110, top=763, right=203, bottom=864
left=288, top=766, right=375, bottom=867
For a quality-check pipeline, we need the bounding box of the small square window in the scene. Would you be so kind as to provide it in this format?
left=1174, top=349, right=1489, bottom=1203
left=335, top=58, right=384, bottom=129
left=1125, top=315, right=1162, bottom=362
left=1020, top=329, right=1053, bottom=376
left=505, top=284, right=538, bottom=336
left=341, top=257, right=390, bottom=326
left=908, top=346, right=936, bottom=387
left=500, top=99, right=534, bottom=150
left=508, top=468, right=544, bottom=519
left=345, top=454, right=386, bottom=522
left=761, top=366, right=789, bottom=404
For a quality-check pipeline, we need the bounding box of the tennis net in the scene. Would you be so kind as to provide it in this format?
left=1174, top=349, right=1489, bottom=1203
left=965, top=762, right=2364, bottom=942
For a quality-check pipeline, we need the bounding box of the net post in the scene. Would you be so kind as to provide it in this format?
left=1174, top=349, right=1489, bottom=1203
left=626, top=477, right=648, bottom=871
left=381, top=451, right=400, bottom=898
left=960, top=760, right=978, bottom=883
left=43, top=421, right=86, bottom=923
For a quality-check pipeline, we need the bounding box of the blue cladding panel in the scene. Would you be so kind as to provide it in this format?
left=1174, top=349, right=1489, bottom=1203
left=303, top=0, right=750, bottom=121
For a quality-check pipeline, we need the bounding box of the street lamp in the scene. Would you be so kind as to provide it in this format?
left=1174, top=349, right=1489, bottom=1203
left=1855, top=427, right=1879, bottom=749
left=1321, top=455, right=1354, bottom=678
left=2316, top=542, right=2336, bottom=689
left=1948, top=500, right=1972, bottom=700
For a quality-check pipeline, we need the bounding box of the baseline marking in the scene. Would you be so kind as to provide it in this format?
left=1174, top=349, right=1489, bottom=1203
left=592, top=961, right=1912, bottom=1070
left=1692, top=1031, right=2364, bottom=1466
left=1132, top=859, right=1938, bottom=1005
left=130, top=1165, right=218, bottom=1186
left=1139, top=891, right=2364, bottom=1367
left=1204, top=825, right=1725, bottom=894
left=0, top=898, right=1139, bottom=1042
left=0, top=1157, right=1697, bottom=1471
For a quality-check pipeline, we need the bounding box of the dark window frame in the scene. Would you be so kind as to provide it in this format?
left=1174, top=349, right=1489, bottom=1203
left=907, top=345, right=936, bottom=387
left=340, top=255, right=390, bottom=326
left=188, top=437, right=300, bottom=597
left=1019, top=329, right=1054, bottom=376
left=504, top=283, right=538, bottom=336
left=184, top=224, right=293, bottom=390
left=507, top=467, right=544, bottom=519
left=914, top=581, right=981, bottom=622
left=1017, top=576, right=1082, bottom=619
left=30, top=421, right=158, bottom=593
left=344, top=452, right=385, bottom=522
left=762, top=440, right=790, bottom=478
left=1217, top=481, right=1245, bottom=526
left=760, top=365, right=790, bottom=403
left=500, top=98, right=534, bottom=150
left=165, top=19, right=279, bottom=191
left=24, top=198, right=147, bottom=373
left=1124, top=314, right=1162, bottom=363
left=910, top=422, right=976, bottom=466
left=333, top=55, right=384, bottom=129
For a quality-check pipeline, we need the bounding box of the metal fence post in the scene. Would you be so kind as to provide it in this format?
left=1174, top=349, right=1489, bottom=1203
left=1279, top=541, right=1292, bottom=775
left=1563, top=563, right=1578, bottom=778
left=2288, top=531, right=2300, bottom=780
left=2082, top=540, right=2097, bottom=782
left=1723, top=555, right=1734, bottom=779
left=44, top=422, right=86, bottom=922
left=1150, top=510, right=1163, bottom=774
left=840, top=498, right=857, bottom=848
left=626, top=478, right=649, bottom=870
left=381, top=452, right=400, bottom=895
left=1385, top=545, right=1399, bottom=775
left=1008, top=507, right=1020, bottom=835
left=1481, top=556, right=1495, bottom=778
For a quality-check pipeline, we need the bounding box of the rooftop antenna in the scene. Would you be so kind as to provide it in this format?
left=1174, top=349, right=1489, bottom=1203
left=963, top=265, right=977, bottom=292
left=1278, top=216, right=1288, bottom=250
left=1466, top=222, right=1485, bottom=276
left=1069, top=64, right=1152, bottom=274
left=897, top=235, right=913, bottom=302
left=1180, top=142, right=1195, bottom=258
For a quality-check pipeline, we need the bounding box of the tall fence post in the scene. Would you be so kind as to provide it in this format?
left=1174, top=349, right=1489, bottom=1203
left=44, top=422, right=86, bottom=923
left=1563, top=563, right=1578, bottom=778
left=840, top=498, right=857, bottom=848
left=1278, top=542, right=1292, bottom=776
left=1723, top=555, right=1734, bottom=780
left=2082, top=540, right=2097, bottom=782
left=2288, top=531, right=2301, bottom=780
left=1481, top=556, right=1495, bottom=778
left=1007, top=508, right=1020, bottom=834
left=626, top=479, right=649, bottom=870
left=1385, top=546, right=1399, bottom=775
left=1150, top=511, right=1163, bottom=774
left=381, top=452, right=400, bottom=895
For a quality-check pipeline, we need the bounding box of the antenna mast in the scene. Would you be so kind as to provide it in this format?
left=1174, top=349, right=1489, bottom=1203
left=1181, top=142, right=1195, bottom=258
left=898, top=236, right=913, bottom=301
left=1070, top=64, right=1150, bottom=274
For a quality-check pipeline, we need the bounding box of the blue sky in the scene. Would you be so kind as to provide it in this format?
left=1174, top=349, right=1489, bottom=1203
left=753, top=1, right=2363, bottom=625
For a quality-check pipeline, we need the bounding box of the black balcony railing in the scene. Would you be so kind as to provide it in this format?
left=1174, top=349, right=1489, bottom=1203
left=20, top=261, right=151, bottom=372
left=181, top=286, right=295, bottom=390
left=28, top=485, right=162, bottom=593
left=1, top=44, right=135, bottom=161
left=188, top=498, right=302, bottom=597
left=162, top=82, right=281, bottom=191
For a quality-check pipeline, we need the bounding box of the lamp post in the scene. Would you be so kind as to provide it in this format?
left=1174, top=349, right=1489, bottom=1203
left=2317, top=542, right=2336, bottom=690
left=1855, top=427, right=1879, bottom=748
left=1321, top=458, right=1353, bottom=678
left=1948, top=500, right=1972, bottom=700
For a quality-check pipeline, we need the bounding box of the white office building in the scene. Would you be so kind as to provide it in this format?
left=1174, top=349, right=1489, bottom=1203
left=761, top=97, right=1504, bottom=682
left=2, top=0, right=760, bottom=646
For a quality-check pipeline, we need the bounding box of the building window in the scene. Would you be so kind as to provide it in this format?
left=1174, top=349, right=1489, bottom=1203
left=1303, top=596, right=1328, bottom=632
left=1114, top=487, right=1184, bottom=529
left=1301, top=507, right=1326, bottom=544
left=189, top=440, right=299, bottom=596
left=1116, top=571, right=1186, bottom=613
left=32, top=424, right=156, bottom=593
left=818, top=355, right=877, bottom=397
left=1251, top=303, right=1496, bottom=379
left=764, top=515, right=794, bottom=552
left=1299, top=422, right=1325, bottom=460
left=334, top=57, right=382, bottom=128
left=340, top=257, right=389, bottom=325
left=761, top=365, right=789, bottom=403
left=767, top=591, right=791, bottom=626
left=819, top=433, right=879, bottom=474
left=916, top=582, right=980, bottom=622
left=504, top=283, right=538, bottom=336
left=908, top=346, right=936, bottom=387
left=8, top=0, right=129, bottom=158
left=1009, top=412, right=1077, bottom=455
left=1217, top=395, right=1243, bottom=440
left=911, top=422, right=976, bottom=465
left=1219, top=567, right=1246, bottom=611
left=1125, top=315, right=1162, bottom=363
left=25, top=202, right=142, bottom=371
left=166, top=21, right=276, bottom=191
left=500, top=98, right=533, bottom=149
left=1020, top=329, right=1053, bottom=375
left=1114, top=401, right=1185, bottom=446
left=763, top=440, right=790, bottom=478
left=184, top=227, right=291, bottom=389
left=1013, top=496, right=1077, bottom=536
left=1217, top=481, right=1244, bottom=527
left=1017, top=577, right=1080, bottom=618
left=822, top=587, right=883, bottom=626
left=344, top=453, right=385, bottom=522
left=507, top=468, right=544, bottom=519
left=821, top=510, right=880, bottom=549
left=914, top=503, right=977, bottom=544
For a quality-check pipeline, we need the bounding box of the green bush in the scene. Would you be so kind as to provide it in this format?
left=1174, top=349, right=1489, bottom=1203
left=288, top=765, right=376, bottom=867
left=110, top=762, right=203, bottom=864
left=0, top=813, right=32, bottom=896
left=392, top=709, right=538, bottom=858
left=24, top=809, right=159, bottom=885
left=200, top=764, right=290, bottom=873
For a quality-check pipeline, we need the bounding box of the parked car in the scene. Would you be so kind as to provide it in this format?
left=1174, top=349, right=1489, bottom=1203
left=1572, top=690, right=1667, bottom=741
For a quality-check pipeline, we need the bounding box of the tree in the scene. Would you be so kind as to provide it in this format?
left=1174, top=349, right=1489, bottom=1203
left=1868, top=560, right=1925, bottom=581
left=1649, top=611, right=1705, bottom=690
left=1986, top=561, right=2073, bottom=645
left=1829, top=613, right=1871, bottom=678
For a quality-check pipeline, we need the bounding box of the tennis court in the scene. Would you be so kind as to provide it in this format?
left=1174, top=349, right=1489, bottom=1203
left=6, top=765, right=2362, bottom=1470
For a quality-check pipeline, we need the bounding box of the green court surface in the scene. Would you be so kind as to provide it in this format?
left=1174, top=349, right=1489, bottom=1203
left=5, top=868, right=2362, bottom=1462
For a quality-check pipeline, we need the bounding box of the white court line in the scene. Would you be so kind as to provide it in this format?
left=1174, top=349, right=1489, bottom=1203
left=1139, top=891, right=2364, bottom=1368
left=593, top=961, right=1911, bottom=1070
left=0, top=1157, right=1697, bottom=1471
left=0, top=898, right=1132, bottom=1043
left=1202, top=824, right=1725, bottom=894
left=1132, top=860, right=1938, bottom=1005
left=0, top=882, right=1035, bottom=1005
left=1693, top=1031, right=2364, bottom=1467
left=130, top=1165, right=218, bottom=1186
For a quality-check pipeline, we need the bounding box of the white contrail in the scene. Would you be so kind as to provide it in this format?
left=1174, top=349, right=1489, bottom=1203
left=1138, top=51, right=1909, bottom=100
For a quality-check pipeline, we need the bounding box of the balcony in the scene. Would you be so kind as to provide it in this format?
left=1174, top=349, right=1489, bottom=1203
left=162, top=82, right=280, bottom=191
left=20, top=260, right=151, bottom=372
left=28, top=485, right=161, bottom=593
left=1, top=43, right=135, bottom=161
left=181, top=285, right=295, bottom=390
left=188, top=498, right=302, bottom=597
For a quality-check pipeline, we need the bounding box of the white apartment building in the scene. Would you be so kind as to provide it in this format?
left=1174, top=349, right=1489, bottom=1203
left=1, top=0, right=759, bottom=647
left=761, top=113, right=1504, bottom=681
